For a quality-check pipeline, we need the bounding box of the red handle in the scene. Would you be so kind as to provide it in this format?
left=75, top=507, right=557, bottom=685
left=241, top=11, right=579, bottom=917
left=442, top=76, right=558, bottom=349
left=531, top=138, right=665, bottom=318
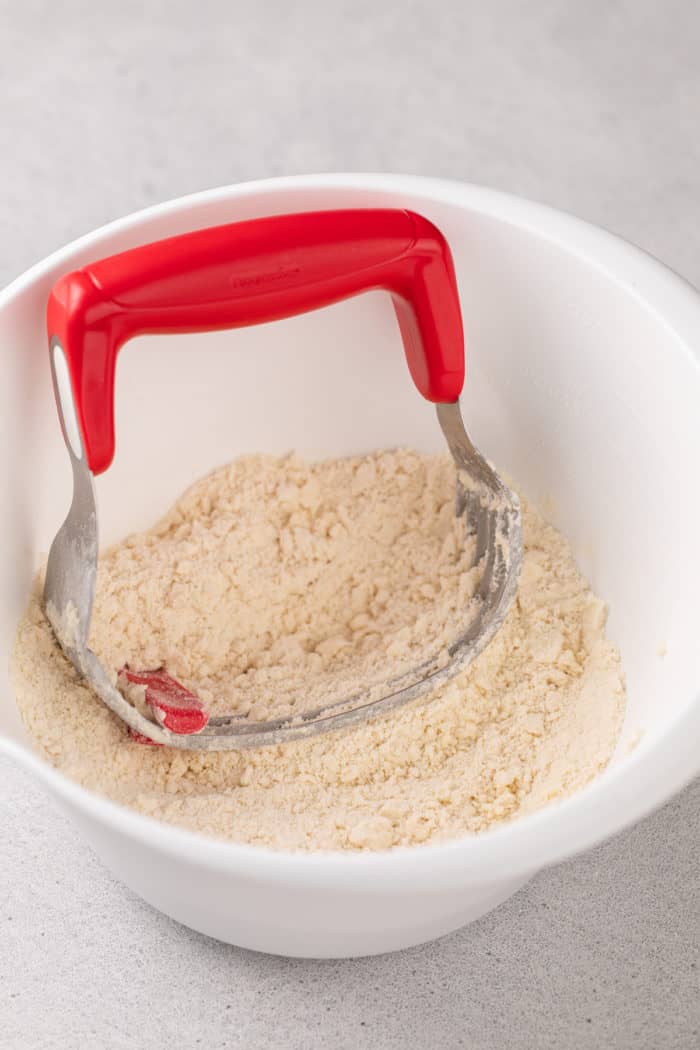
left=47, top=208, right=465, bottom=474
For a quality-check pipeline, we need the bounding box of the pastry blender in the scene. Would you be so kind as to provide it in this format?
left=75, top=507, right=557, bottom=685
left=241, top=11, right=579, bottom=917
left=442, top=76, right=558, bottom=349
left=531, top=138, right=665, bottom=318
left=44, top=209, right=521, bottom=748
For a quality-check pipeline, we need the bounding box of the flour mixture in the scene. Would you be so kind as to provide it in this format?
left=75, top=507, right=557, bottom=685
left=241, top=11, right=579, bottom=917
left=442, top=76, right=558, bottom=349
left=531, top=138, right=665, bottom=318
left=11, top=450, right=626, bottom=850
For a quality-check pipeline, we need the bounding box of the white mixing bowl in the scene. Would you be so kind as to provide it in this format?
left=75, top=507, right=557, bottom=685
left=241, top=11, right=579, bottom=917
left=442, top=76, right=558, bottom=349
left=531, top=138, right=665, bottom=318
left=1, top=175, right=698, bottom=958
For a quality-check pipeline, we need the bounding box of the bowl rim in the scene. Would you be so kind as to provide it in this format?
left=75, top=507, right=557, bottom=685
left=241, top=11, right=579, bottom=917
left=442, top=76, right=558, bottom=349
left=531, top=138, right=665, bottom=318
left=2, top=172, right=699, bottom=890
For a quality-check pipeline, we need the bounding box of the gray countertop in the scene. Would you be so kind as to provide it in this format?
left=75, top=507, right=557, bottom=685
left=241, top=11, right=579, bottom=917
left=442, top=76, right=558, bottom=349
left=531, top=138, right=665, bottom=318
left=1, top=2, right=698, bottom=1047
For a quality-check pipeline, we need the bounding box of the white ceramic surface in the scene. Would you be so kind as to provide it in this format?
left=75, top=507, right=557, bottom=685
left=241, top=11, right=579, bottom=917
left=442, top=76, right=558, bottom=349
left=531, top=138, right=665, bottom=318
left=1, top=174, right=698, bottom=958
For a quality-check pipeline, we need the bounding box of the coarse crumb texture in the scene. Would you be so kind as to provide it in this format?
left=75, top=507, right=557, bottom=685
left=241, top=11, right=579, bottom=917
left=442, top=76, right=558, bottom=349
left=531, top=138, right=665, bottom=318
left=11, top=450, right=626, bottom=851
left=97, top=451, right=480, bottom=720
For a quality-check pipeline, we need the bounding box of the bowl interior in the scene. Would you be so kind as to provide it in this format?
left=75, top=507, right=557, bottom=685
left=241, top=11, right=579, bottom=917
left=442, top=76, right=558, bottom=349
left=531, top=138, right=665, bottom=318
left=1, top=180, right=699, bottom=779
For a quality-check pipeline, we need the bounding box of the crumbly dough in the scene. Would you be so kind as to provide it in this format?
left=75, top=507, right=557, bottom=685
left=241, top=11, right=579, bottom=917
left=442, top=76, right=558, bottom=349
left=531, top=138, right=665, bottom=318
left=11, top=450, right=626, bottom=851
